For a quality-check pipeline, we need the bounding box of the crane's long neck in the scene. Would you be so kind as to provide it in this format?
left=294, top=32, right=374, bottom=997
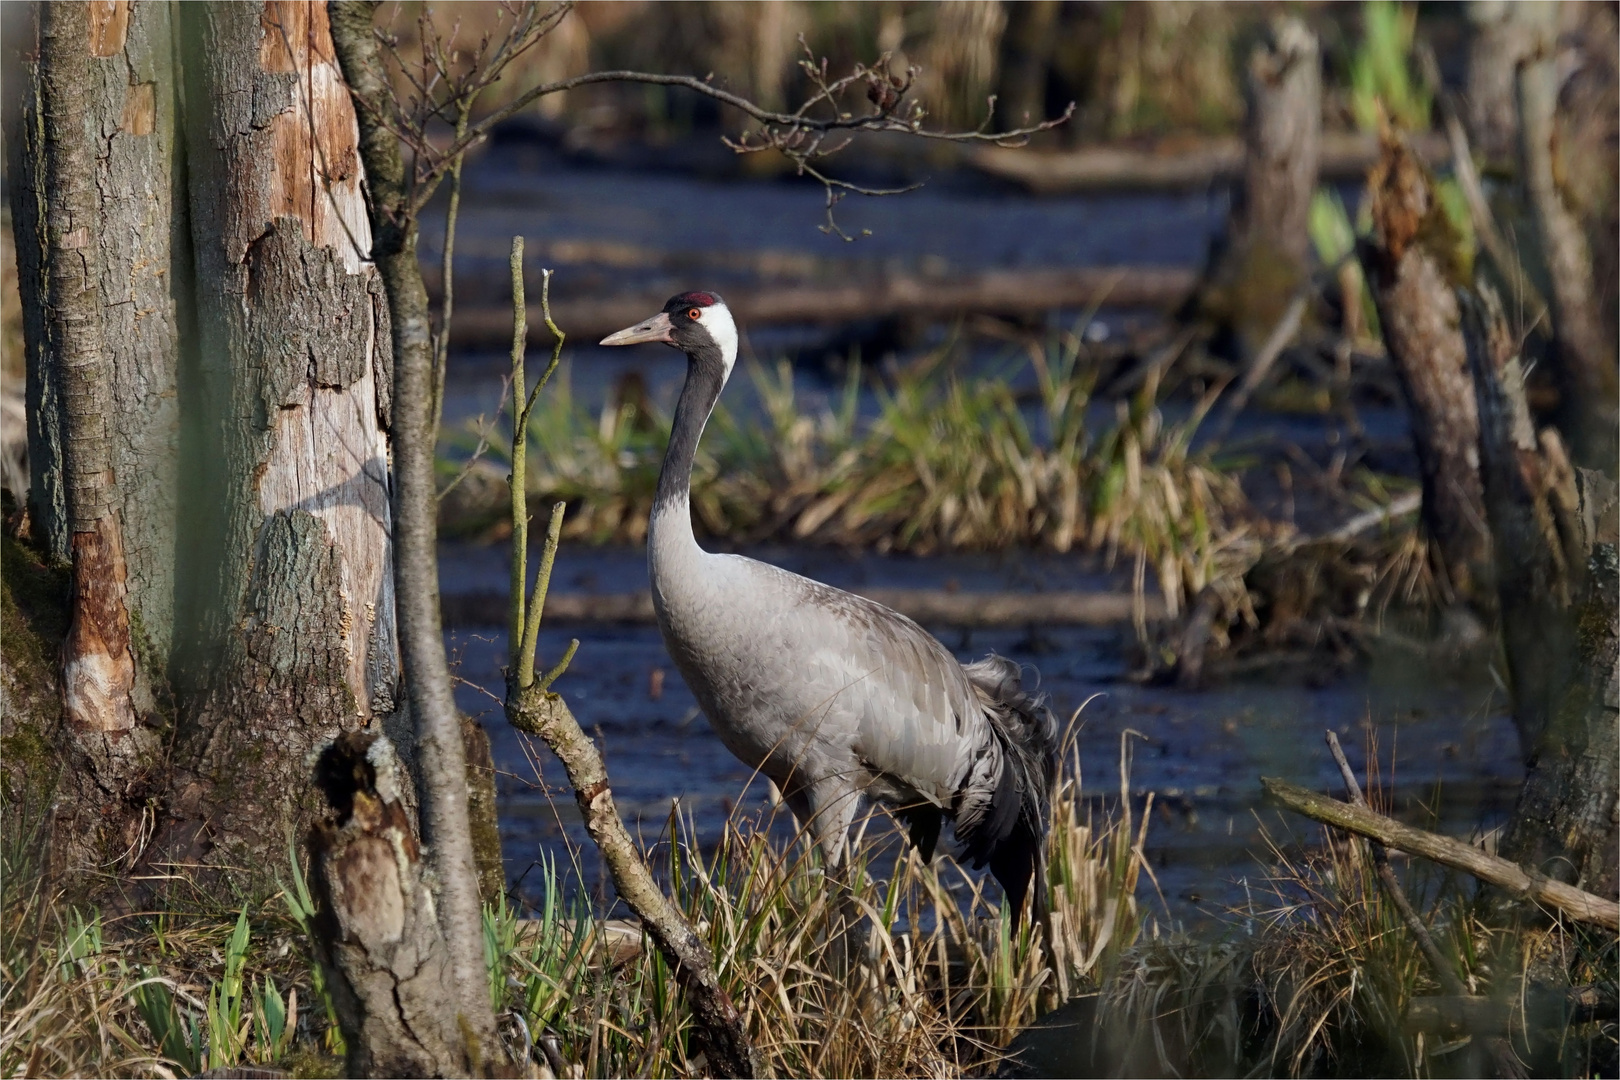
left=650, top=351, right=727, bottom=565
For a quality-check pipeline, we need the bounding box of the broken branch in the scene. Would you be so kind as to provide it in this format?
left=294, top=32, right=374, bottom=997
left=1260, top=776, right=1619, bottom=930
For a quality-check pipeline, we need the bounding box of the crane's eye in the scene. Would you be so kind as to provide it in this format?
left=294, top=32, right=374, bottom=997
left=687, top=307, right=702, bottom=320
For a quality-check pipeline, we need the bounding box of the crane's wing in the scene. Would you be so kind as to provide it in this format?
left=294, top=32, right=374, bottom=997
left=781, top=572, right=992, bottom=804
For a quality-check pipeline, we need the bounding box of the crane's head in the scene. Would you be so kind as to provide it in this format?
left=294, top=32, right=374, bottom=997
left=600, top=292, right=738, bottom=378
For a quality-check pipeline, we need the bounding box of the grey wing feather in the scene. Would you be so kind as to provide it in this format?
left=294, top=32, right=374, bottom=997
left=790, top=577, right=990, bottom=801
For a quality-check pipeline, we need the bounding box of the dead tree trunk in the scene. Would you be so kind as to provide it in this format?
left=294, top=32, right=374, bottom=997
left=1359, top=132, right=1492, bottom=603
left=310, top=733, right=499, bottom=1078
left=1202, top=16, right=1320, bottom=358
left=1463, top=286, right=1619, bottom=900
left=1465, top=1, right=1536, bottom=172
left=1515, top=4, right=1618, bottom=469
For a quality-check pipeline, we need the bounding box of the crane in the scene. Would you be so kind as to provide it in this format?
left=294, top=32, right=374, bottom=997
left=601, top=292, right=1059, bottom=921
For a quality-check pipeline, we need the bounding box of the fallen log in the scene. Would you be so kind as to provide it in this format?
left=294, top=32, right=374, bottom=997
left=448, top=266, right=1197, bottom=348
left=442, top=587, right=1166, bottom=629
left=1260, top=777, right=1620, bottom=930
left=972, top=130, right=1451, bottom=193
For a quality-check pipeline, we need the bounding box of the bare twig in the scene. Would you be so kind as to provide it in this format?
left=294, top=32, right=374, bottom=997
left=501, top=272, right=756, bottom=1077
left=1324, top=732, right=1463, bottom=994
left=1325, top=731, right=1527, bottom=1078
left=430, top=102, right=472, bottom=442
left=356, top=3, right=1072, bottom=235
left=507, top=237, right=530, bottom=659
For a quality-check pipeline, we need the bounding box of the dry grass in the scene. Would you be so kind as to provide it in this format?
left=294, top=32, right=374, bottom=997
left=2, top=725, right=1153, bottom=1079
left=485, top=724, right=1153, bottom=1078
left=1096, top=779, right=1617, bottom=1078
left=7, top=734, right=1611, bottom=1078
left=0, top=821, right=335, bottom=1079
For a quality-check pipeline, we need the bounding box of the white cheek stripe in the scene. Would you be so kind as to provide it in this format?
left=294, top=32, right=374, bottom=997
left=706, top=303, right=739, bottom=377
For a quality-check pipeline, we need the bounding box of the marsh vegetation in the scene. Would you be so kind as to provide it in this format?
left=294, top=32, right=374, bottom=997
left=3, top=0, right=1616, bottom=1076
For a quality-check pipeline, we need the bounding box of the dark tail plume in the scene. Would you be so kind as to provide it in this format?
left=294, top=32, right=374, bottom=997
left=958, top=655, right=1059, bottom=926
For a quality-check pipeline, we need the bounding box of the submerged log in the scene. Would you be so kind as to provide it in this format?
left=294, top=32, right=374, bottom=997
left=448, top=266, right=1197, bottom=348
left=1407, top=988, right=1617, bottom=1035
left=442, top=587, right=1167, bottom=629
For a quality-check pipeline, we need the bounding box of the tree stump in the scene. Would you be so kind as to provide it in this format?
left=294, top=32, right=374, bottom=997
left=1201, top=16, right=1321, bottom=359
left=1359, top=131, right=1491, bottom=603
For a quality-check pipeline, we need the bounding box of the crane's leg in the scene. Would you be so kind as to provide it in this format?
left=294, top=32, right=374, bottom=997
left=783, top=778, right=870, bottom=974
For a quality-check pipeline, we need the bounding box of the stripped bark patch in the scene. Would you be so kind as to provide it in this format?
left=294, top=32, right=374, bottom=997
left=240, top=220, right=395, bottom=719
left=87, top=0, right=129, bottom=58
left=259, top=2, right=369, bottom=269
left=118, top=82, right=155, bottom=136
left=63, top=515, right=137, bottom=734
left=258, top=0, right=337, bottom=74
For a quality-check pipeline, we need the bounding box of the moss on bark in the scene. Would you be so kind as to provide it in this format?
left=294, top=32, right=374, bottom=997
left=1, top=529, right=68, bottom=821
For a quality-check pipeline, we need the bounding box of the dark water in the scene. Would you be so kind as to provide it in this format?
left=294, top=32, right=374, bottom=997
left=445, top=541, right=1522, bottom=929
left=435, top=145, right=1230, bottom=431
left=434, top=155, right=1519, bottom=929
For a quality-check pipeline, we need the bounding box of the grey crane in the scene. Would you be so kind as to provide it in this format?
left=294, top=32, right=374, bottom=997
left=601, top=291, right=1059, bottom=920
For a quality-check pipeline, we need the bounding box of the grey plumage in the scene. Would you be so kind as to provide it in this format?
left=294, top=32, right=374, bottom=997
left=602, top=292, right=1059, bottom=920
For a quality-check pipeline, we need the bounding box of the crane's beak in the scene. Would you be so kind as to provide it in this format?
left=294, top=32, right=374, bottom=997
left=600, top=311, right=674, bottom=346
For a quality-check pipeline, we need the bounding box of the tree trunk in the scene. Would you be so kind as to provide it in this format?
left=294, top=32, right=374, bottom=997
left=995, top=0, right=1058, bottom=129
left=8, top=0, right=405, bottom=890
left=1463, top=286, right=1619, bottom=900
left=11, top=0, right=180, bottom=879
left=127, top=0, right=406, bottom=879
left=1359, top=132, right=1492, bottom=603
left=1465, top=1, right=1536, bottom=172
left=1515, top=3, right=1618, bottom=469
left=1201, top=16, right=1320, bottom=358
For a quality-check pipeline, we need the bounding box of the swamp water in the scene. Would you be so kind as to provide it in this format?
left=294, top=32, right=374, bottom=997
left=435, top=149, right=1520, bottom=929
left=444, top=540, right=1522, bottom=929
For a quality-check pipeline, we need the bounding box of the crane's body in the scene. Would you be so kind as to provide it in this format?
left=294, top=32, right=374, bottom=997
left=603, top=292, right=1058, bottom=918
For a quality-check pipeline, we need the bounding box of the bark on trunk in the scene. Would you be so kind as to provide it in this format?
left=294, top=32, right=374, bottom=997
left=326, top=0, right=501, bottom=1064
left=1463, top=286, right=1619, bottom=900
left=14, top=0, right=177, bottom=883
left=1360, top=132, right=1491, bottom=602
left=41, top=0, right=136, bottom=738
left=310, top=733, right=500, bottom=1078
left=7, top=6, right=68, bottom=564
left=9, top=0, right=410, bottom=901
left=149, top=0, right=402, bottom=877
left=1202, top=16, right=1320, bottom=357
